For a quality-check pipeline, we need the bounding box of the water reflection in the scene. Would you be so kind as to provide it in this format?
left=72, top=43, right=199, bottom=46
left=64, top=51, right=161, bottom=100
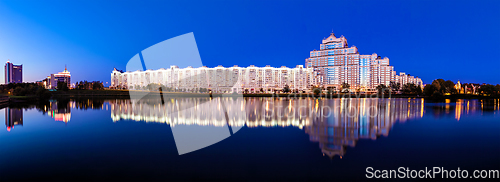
left=109, top=98, right=246, bottom=127
left=5, top=108, right=23, bottom=132
left=4, top=98, right=500, bottom=158
left=304, top=98, right=424, bottom=158
left=45, top=100, right=72, bottom=123
left=430, top=99, right=499, bottom=121
left=108, top=98, right=500, bottom=158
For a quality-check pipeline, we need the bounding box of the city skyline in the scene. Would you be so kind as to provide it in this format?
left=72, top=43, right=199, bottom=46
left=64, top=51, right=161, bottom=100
left=0, top=1, right=499, bottom=85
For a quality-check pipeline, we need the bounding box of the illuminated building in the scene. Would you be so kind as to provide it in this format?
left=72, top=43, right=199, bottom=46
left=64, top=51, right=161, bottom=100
left=306, top=33, right=423, bottom=92
left=5, top=61, right=23, bottom=84
left=455, top=80, right=463, bottom=94
left=45, top=66, right=71, bottom=89
left=5, top=108, right=23, bottom=132
left=111, top=33, right=425, bottom=92
left=111, top=65, right=310, bottom=93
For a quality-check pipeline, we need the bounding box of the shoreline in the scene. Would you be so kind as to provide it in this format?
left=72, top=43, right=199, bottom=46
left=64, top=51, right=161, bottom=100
left=47, top=90, right=499, bottom=100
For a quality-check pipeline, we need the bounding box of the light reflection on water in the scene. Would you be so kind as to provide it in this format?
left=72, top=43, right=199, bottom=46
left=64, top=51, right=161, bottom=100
left=3, top=98, right=500, bottom=158
left=105, top=97, right=497, bottom=158
left=1, top=98, right=499, bottom=181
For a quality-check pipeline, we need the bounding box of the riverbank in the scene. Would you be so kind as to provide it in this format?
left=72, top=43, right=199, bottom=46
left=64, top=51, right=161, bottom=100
left=49, top=89, right=500, bottom=99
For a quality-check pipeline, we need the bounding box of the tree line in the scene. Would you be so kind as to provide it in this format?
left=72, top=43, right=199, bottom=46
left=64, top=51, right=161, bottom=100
left=1, top=83, right=51, bottom=100
left=423, top=79, right=500, bottom=96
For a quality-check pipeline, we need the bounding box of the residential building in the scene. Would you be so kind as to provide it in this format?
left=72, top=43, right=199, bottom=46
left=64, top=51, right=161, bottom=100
left=111, top=32, right=423, bottom=93
left=306, top=33, right=422, bottom=92
left=111, top=65, right=310, bottom=93
left=5, top=61, right=22, bottom=84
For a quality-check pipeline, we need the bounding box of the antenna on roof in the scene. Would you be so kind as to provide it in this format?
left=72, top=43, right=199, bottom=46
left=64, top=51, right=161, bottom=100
left=65, top=64, right=67, bottom=71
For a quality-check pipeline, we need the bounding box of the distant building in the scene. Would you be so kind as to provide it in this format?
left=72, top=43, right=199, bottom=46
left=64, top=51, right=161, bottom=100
left=5, top=108, right=23, bottom=132
left=5, top=61, right=23, bottom=84
left=44, top=67, right=71, bottom=89
left=455, top=80, right=463, bottom=94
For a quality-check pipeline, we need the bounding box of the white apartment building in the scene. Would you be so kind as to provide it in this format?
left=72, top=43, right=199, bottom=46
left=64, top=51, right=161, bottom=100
left=111, top=65, right=310, bottom=93
left=111, top=32, right=424, bottom=93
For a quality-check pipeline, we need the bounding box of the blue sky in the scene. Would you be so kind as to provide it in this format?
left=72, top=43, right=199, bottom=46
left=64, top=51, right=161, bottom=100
left=0, top=0, right=499, bottom=85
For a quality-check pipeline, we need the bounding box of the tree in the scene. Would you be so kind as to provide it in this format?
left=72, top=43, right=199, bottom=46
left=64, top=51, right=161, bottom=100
left=389, top=81, right=401, bottom=93
left=326, top=86, right=335, bottom=95
left=402, top=83, right=419, bottom=94
left=13, top=87, right=26, bottom=96
left=341, top=82, right=350, bottom=89
left=432, top=79, right=445, bottom=92
left=146, top=83, right=160, bottom=91
left=311, top=86, right=321, bottom=96
left=259, top=88, right=264, bottom=93
left=92, top=81, right=104, bottom=90
left=479, top=84, right=498, bottom=95
left=57, top=81, right=69, bottom=91
left=376, top=84, right=390, bottom=95
left=35, top=87, right=52, bottom=100
left=423, top=84, right=437, bottom=96
left=443, top=80, right=456, bottom=94
left=416, top=85, right=423, bottom=95
left=341, top=82, right=350, bottom=93
left=283, top=85, right=291, bottom=93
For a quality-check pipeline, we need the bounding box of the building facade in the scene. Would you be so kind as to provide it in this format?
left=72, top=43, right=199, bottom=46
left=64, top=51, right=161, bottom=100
left=111, top=65, right=309, bottom=93
left=111, top=32, right=423, bottom=93
left=43, top=67, right=71, bottom=89
left=306, top=33, right=422, bottom=92
left=5, top=61, right=22, bottom=84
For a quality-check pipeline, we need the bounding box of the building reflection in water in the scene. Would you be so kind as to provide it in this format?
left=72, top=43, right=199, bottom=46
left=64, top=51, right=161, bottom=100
left=109, top=97, right=247, bottom=127
left=305, top=98, right=424, bottom=158
left=44, top=100, right=72, bottom=123
left=109, top=97, right=430, bottom=158
left=5, top=108, right=23, bottom=132
left=39, top=99, right=106, bottom=123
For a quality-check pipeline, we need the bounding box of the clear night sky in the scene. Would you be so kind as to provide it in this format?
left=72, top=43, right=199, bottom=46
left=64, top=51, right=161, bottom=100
left=0, top=0, right=499, bottom=85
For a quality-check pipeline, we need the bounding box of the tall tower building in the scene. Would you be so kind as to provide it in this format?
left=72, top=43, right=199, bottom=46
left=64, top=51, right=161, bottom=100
left=5, top=61, right=23, bottom=84
left=306, top=33, right=421, bottom=92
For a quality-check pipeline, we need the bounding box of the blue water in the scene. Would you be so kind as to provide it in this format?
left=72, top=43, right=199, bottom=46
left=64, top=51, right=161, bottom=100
left=0, top=98, right=499, bottom=181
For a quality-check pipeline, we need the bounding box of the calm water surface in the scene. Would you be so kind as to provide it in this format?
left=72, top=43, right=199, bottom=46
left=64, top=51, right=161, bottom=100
left=0, top=98, right=499, bottom=181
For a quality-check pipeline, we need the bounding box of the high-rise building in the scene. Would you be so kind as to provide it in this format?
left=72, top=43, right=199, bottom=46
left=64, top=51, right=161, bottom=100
left=5, top=61, right=23, bottom=84
left=306, top=33, right=422, bottom=92
left=44, top=66, right=71, bottom=89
